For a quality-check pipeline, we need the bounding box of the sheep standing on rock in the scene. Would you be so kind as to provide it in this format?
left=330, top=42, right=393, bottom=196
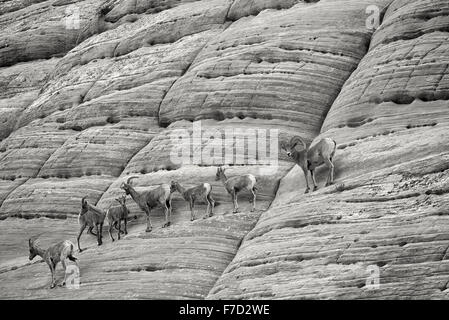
left=77, top=197, right=106, bottom=252
left=170, top=181, right=215, bottom=221
left=283, top=136, right=337, bottom=193
left=107, top=194, right=129, bottom=241
left=28, top=236, right=78, bottom=289
left=215, top=166, right=257, bottom=213
left=120, top=177, right=174, bottom=232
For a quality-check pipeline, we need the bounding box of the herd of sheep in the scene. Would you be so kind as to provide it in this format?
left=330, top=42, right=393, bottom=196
left=27, top=136, right=337, bottom=288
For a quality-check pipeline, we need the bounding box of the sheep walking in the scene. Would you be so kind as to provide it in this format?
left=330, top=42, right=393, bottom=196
left=284, top=136, right=337, bottom=193
left=107, top=194, right=129, bottom=241
left=77, top=197, right=106, bottom=252
left=28, top=236, right=78, bottom=289
left=215, top=166, right=257, bottom=213
left=120, top=176, right=174, bottom=232
left=170, top=181, right=215, bottom=221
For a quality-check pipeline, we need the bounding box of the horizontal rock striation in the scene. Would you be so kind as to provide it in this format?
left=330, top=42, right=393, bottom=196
left=1, top=0, right=448, bottom=300
left=158, top=0, right=390, bottom=138
left=208, top=0, right=449, bottom=299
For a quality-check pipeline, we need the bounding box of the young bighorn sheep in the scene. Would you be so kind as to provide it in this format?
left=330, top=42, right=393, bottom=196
left=106, top=194, right=129, bottom=242
left=215, top=166, right=257, bottom=213
left=77, top=197, right=106, bottom=252
left=120, top=176, right=173, bottom=232
left=170, top=181, right=215, bottom=221
left=28, top=236, right=78, bottom=288
left=283, top=136, right=337, bottom=193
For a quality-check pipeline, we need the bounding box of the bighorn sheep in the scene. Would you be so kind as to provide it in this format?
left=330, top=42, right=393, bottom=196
left=283, top=136, right=336, bottom=193
left=77, top=197, right=106, bottom=252
left=28, top=236, right=78, bottom=288
left=120, top=176, right=173, bottom=232
left=106, top=194, right=129, bottom=242
left=215, top=166, right=257, bottom=213
left=170, top=181, right=215, bottom=221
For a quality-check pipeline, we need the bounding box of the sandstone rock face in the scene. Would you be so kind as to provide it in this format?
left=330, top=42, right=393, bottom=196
left=0, top=0, right=448, bottom=300
left=208, top=0, right=449, bottom=299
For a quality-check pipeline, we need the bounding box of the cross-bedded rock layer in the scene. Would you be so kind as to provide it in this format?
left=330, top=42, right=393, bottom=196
left=1, top=0, right=448, bottom=299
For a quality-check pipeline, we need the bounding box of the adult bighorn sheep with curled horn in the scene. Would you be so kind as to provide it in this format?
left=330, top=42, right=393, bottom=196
left=282, top=136, right=337, bottom=193
left=28, top=235, right=78, bottom=288
left=215, top=166, right=257, bottom=213
left=120, top=176, right=173, bottom=232
left=77, top=197, right=106, bottom=252
left=170, top=181, right=215, bottom=221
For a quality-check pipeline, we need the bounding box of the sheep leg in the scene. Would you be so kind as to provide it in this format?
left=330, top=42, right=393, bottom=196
left=117, top=219, right=121, bottom=240
left=162, top=202, right=170, bottom=227
left=144, top=206, right=153, bottom=232
left=250, top=188, right=256, bottom=212
left=324, top=157, right=335, bottom=186
left=77, top=223, right=87, bottom=252
left=169, top=198, right=173, bottom=225
left=48, top=259, right=56, bottom=289
left=208, top=194, right=215, bottom=217
left=300, top=164, right=310, bottom=194
left=190, top=200, right=195, bottom=221
left=310, top=169, right=318, bottom=191
left=233, top=190, right=239, bottom=213
left=203, top=196, right=211, bottom=219
left=87, top=226, right=98, bottom=236
left=96, top=224, right=102, bottom=246
left=165, top=199, right=172, bottom=227
left=109, top=221, right=115, bottom=242
left=61, top=258, right=67, bottom=286
left=124, top=217, right=128, bottom=235
left=113, top=224, right=125, bottom=234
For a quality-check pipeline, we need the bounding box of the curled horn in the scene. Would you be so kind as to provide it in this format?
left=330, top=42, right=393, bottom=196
left=289, top=136, right=307, bottom=151
left=121, top=176, right=138, bottom=188
left=29, top=233, right=43, bottom=246
left=81, top=196, right=87, bottom=206
left=126, top=176, right=139, bottom=185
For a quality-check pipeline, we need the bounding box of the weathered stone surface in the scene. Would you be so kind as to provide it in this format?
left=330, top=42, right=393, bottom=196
left=124, top=119, right=295, bottom=175
left=208, top=0, right=449, bottom=299
left=0, top=176, right=114, bottom=219
left=159, top=0, right=390, bottom=138
left=0, top=123, right=73, bottom=180
left=0, top=212, right=259, bottom=299
left=0, top=58, right=59, bottom=140
left=0, top=0, right=109, bottom=67
left=227, top=0, right=305, bottom=21
left=0, top=0, right=448, bottom=300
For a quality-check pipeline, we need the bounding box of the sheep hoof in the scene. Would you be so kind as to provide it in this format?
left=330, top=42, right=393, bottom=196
left=190, top=218, right=194, bottom=222
left=78, top=249, right=83, bottom=253
left=304, top=189, right=310, bottom=194
left=251, top=208, right=255, bottom=212
left=111, top=239, right=115, bottom=242
left=313, top=186, right=318, bottom=191
left=145, top=228, right=152, bottom=232
left=325, top=182, right=334, bottom=187
left=50, top=284, right=56, bottom=289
